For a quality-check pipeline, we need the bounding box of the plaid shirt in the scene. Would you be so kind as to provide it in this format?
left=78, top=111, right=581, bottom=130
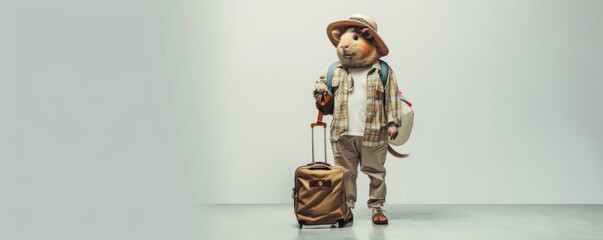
left=316, top=61, right=402, bottom=147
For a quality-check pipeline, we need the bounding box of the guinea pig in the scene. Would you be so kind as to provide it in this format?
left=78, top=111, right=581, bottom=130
left=331, top=27, right=380, bottom=68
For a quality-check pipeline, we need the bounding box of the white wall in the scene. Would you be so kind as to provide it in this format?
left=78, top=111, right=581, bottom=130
left=4, top=6, right=603, bottom=240
left=2, top=1, right=202, bottom=239
left=198, top=0, right=603, bottom=204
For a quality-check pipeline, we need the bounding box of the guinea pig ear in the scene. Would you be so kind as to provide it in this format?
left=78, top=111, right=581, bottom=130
left=360, top=27, right=373, bottom=39
left=331, top=29, right=343, bottom=42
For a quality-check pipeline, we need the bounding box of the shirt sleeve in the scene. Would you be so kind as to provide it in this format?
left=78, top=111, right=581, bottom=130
left=385, top=67, right=402, bottom=127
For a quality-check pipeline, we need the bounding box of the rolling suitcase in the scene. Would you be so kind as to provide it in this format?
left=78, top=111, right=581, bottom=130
left=292, top=112, right=348, bottom=229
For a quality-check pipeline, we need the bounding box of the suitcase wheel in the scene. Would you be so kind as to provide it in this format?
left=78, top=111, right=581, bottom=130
left=337, top=219, right=346, bottom=228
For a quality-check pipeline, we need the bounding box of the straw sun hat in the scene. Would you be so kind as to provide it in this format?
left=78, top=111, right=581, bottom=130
left=326, top=14, right=389, bottom=57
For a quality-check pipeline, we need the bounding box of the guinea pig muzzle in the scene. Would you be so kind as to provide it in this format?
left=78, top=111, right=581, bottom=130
left=340, top=50, right=355, bottom=58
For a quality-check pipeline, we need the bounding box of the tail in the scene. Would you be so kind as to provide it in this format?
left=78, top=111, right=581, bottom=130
left=388, top=145, right=409, bottom=158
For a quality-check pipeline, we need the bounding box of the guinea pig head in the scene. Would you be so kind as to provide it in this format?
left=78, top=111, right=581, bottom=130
left=332, top=27, right=380, bottom=68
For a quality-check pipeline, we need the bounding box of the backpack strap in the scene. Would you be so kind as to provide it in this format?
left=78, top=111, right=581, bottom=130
left=326, top=60, right=390, bottom=93
left=379, top=60, right=389, bottom=87
left=326, top=61, right=339, bottom=93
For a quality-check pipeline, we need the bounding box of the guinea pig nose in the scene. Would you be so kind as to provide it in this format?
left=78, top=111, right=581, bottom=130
left=341, top=44, right=349, bottom=49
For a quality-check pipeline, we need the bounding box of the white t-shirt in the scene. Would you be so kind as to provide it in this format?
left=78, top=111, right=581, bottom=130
left=346, top=66, right=371, bottom=136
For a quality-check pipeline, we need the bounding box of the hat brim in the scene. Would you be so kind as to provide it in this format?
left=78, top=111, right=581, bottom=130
left=326, top=20, right=389, bottom=57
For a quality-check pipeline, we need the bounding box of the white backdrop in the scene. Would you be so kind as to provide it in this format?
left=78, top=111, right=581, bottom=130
left=198, top=0, right=603, bottom=204
left=2, top=1, right=201, bottom=239
left=4, top=4, right=603, bottom=239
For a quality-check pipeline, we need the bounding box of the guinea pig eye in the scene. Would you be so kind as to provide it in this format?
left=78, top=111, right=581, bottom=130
left=353, top=35, right=359, bottom=40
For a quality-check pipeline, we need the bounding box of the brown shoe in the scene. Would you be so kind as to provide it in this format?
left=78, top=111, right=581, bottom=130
left=372, top=208, right=388, bottom=225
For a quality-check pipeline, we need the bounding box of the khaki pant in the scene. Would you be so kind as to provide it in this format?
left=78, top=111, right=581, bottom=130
left=332, top=135, right=388, bottom=209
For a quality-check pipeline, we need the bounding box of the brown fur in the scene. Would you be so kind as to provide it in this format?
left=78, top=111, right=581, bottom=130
left=332, top=27, right=380, bottom=68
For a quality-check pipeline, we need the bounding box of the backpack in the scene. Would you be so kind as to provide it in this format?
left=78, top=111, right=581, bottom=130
left=326, top=60, right=414, bottom=146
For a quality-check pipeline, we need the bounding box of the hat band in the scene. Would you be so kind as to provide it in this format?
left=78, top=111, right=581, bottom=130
left=349, top=17, right=376, bottom=31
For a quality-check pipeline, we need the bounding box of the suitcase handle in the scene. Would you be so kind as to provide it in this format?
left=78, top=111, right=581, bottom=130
left=311, top=111, right=328, bottom=163
left=311, top=111, right=327, bottom=128
left=309, top=164, right=332, bottom=170
left=306, top=162, right=331, bottom=167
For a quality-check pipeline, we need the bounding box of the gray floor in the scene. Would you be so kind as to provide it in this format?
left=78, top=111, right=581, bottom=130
left=199, top=204, right=603, bottom=240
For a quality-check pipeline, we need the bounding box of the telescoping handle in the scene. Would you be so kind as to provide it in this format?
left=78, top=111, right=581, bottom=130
left=311, top=111, right=328, bottom=164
